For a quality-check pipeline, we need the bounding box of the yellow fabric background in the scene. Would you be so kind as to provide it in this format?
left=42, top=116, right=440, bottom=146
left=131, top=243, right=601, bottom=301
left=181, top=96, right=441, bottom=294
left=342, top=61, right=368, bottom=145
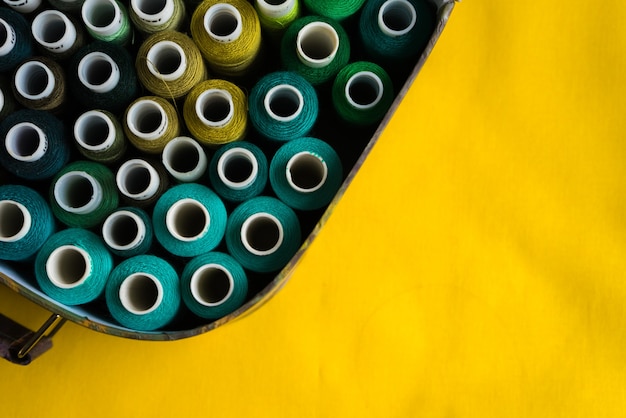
left=2, top=1, right=626, bottom=416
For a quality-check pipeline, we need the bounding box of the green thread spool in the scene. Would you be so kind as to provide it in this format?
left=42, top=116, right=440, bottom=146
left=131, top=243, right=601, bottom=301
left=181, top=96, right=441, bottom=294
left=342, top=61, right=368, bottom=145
left=269, top=136, right=343, bottom=211
left=31, top=9, right=86, bottom=61
left=34, top=228, right=114, bottom=306
left=190, top=0, right=262, bottom=77
left=161, top=136, right=208, bottom=183
left=101, top=206, right=153, bottom=257
left=303, top=0, right=365, bottom=21
left=12, top=56, right=67, bottom=115
left=105, top=254, right=181, bottom=331
left=116, top=158, right=169, bottom=207
left=129, top=0, right=186, bottom=35
left=181, top=251, right=248, bottom=320
left=255, top=0, right=300, bottom=33
left=49, top=160, right=119, bottom=229
left=0, top=7, right=33, bottom=73
left=73, top=109, right=127, bottom=164
left=281, top=15, right=351, bottom=86
left=124, top=96, right=180, bottom=154
left=81, top=0, right=133, bottom=46
left=183, top=79, right=247, bottom=147
left=136, top=31, right=207, bottom=100
left=0, top=185, right=55, bottom=262
left=331, top=61, right=394, bottom=126
left=3, top=0, right=42, bottom=14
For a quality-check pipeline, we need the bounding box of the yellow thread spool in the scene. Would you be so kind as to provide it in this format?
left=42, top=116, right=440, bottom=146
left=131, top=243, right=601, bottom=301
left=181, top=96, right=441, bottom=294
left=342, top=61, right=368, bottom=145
left=190, top=0, right=262, bottom=77
left=123, top=96, right=180, bottom=154
left=183, top=79, right=247, bottom=147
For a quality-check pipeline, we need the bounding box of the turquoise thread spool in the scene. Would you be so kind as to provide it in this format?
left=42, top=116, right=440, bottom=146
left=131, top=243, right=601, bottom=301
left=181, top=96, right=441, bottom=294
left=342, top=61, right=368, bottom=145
left=181, top=251, right=248, bottom=320
left=105, top=254, right=181, bottom=331
left=101, top=206, right=153, bottom=257
left=81, top=0, right=133, bottom=46
left=0, top=185, right=55, bottom=262
left=249, top=71, right=318, bottom=142
left=34, top=228, right=114, bottom=306
left=0, top=7, right=33, bottom=73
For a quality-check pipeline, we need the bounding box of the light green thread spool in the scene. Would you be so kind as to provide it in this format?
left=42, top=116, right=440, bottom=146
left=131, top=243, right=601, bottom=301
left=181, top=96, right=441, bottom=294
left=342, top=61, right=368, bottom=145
left=81, top=0, right=132, bottom=46
left=123, top=96, right=181, bottom=154
left=130, top=0, right=186, bottom=35
left=255, top=0, right=300, bottom=33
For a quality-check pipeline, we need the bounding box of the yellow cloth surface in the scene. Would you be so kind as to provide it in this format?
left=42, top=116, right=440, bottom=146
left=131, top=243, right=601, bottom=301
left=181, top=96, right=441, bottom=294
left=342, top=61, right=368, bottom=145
left=3, top=1, right=626, bottom=416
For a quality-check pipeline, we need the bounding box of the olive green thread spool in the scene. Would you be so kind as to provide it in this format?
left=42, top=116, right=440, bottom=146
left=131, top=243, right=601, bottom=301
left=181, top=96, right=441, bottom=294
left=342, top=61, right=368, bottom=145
left=31, top=9, right=86, bottom=61
left=123, top=96, right=181, bottom=154
left=129, top=0, right=187, bottom=35
left=73, top=109, right=127, bottom=164
left=12, top=56, right=66, bottom=115
left=81, top=0, right=133, bottom=46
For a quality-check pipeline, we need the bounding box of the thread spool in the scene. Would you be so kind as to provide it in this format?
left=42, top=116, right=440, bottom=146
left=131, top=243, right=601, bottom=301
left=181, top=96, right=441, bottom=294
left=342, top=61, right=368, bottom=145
left=129, top=0, right=186, bottom=34
left=12, top=56, right=66, bottom=114
left=303, top=0, right=365, bottom=21
left=181, top=252, right=248, bottom=320
left=226, top=196, right=301, bottom=273
left=359, top=0, right=436, bottom=63
left=34, top=228, right=113, bottom=306
left=48, top=0, right=86, bottom=13
left=0, top=185, right=54, bottom=262
left=50, top=160, right=118, bottom=228
left=281, top=15, right=351, bottom=85
left=153, top=183, right=227, bottom=258
left=105, top=255, right=180, bottom=331
left=0, top=75, right=18, bottom=122
left=270, top=137, right=343, bottom=211
left=136, top=31, right=207, bottom=99
left=190, top=0, right=262, bottom=77
left=81, top=0, right=132, bottom=45
left=124, top=96, right=180, bottom=153
left=255, top=0, right=300, bottom=34
left=101, top=206, right=153, bottom=257
left=73, top=109, right=127, bottom=164
left=331, top=61, right=394, bottom=126
left=31, top=10, right=85, bottom=60
left=0, top=109, right=69, bottom=180
left=116, top=158, right=169, bottom=207
left=208, top=141, right=268, bottom=203
left=69, top=41, right=139, bottom=114
left=183, top=79, right=247, bottom=147
left=0, top=8, right=33, bottom=73
left=161, top=136, right=208, bottom=183
left=3, top=0, right=42, bottom=14
left=249, top=71, right=318, bottom=142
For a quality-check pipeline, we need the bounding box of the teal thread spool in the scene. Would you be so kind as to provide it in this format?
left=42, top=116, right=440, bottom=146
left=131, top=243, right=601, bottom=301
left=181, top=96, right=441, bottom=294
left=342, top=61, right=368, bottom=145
left=116, top=158, right=169, bottom=207
left=153, top=183, right=227, bottom=258
left=105, top=254, right=181, bottom=331
left=225, top=196, right=301, bottom=273
left=69, top=41, right=139, bottom=114
left=208, top=141, right=268, bottom=203
left=303, top=0, right=365, bottom=21
left=281, top=15, right=351, bottom=86
left=0, top=7, right=33, bottom=73
left=0, top=185, right=54, bottom=262
left=161, top=136, right=208, bottom=183
left=255, top=0, right=300, bottom=34
left=49, top=160, right=119, bottom=229
left=331, top=61, right=394, bottom=126
left=101, top=206, right=153, bottom=257
left=12, top=56, right=67, bottom=114
left=249, top=71, right=318, bottom=142
left=129, top=0, right=186, bottom=35
left=181, top=252, right=248, bottom=320
left=34, top=228, right=114, bottom=306
left=3, top=0, right=42, bottom=13
left=0, top=109, right=70, bottom=180
left=81, top=0, right=133, bottom=46
left=270, top=137, right=343, bottom=211
left=359, top=0, right=436, bottom=63
left=31, top=10, right=86, bottom=61
left=73, top=109, right=127, bottom=164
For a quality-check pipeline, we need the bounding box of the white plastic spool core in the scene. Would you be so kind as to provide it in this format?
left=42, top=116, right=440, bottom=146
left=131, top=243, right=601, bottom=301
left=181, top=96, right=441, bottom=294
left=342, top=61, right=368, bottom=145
left=345, top=71, right=385, bottom=110
left=161, top=136, right=207, bottom=182
left=4, top=0, right=42, bottom=13
left=217, top=147, right=258, bottom=190
left=130, top=0, right=175, bottom=25
left=102, top=210, right=146, bottom=251
left=296, top=21, right=339, bottom=68
left=190, top=264, right=234, bottom=306
left=0, top=89, right=4, bottom=115
left=241, top=212, right=284, bottom=256
left=78, top=51, right=121, bottom=94
left=81, top=0, right=124, bottom=37
left=45, top=245, right=91, bottom=289
left=116, top=159, right=160, bottom=201
left=0, top=200, right=31, bottom=243
left=14, top=60, right=56, bottom=101
left=165, top=198, right=210, bottom=242
left=196, top=89, right=234, bottom=128
left=204, top=3, right=243, bottom=43
left=31, top=10, right=78, bottom=53
left=378, top=0, right=417, bottom=37
left=0, top=18, right=16, bottom=56
left=53, top=171, right=104, bottom=215
left=74, top=110, right=116, bottom=152
left=126, top=99, right=168, bottom=140
left=146, top=40, right=187, bottom=81
left=286, top=151, right=328, bottom=193
left=5, top=122, right=48, bottom=162
left=255, top=0, right=296, bottom=19
left=264, top=84, right=304, bottom=122
left=119, top=273, right=164, bottom=315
